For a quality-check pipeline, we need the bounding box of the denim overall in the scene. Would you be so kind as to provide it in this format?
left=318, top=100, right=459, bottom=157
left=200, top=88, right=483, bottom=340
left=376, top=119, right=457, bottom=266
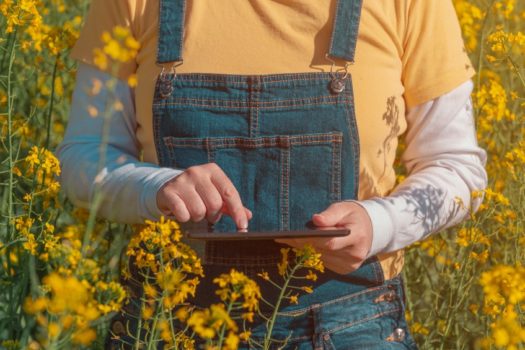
left=106, top=0, right=418, bottom=348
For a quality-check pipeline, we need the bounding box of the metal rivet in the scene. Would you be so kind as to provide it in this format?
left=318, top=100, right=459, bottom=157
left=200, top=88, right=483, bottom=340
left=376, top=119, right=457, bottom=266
left=323, top=334, right=330, bottom=341
left=112, top=320, right=126, bottom=335
left=393, top=328, right=406, bottom=342
left=330, top=79, right=345, bottom=93
left=160, top=82, right=173, bottom=99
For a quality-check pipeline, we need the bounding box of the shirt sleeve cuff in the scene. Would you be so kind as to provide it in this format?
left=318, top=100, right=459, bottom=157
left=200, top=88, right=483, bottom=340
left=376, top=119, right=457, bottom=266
left=353, top=198, right=396, bottom=258
left=141, top=168, right=184, bottom=221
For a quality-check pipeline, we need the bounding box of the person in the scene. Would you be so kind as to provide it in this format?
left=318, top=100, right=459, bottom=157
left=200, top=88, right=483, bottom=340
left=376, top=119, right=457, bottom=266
left=56, top=0, right=487, bottom=348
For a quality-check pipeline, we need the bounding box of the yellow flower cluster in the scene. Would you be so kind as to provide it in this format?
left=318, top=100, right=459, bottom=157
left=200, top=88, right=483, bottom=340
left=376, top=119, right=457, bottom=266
left=156, top=269, right=200, bottom=309
left=0, top=0, right=80, bottom=53
left=0, top=0, right=42, bottom=34
left=293, top=244, right=325, bottom=273
left=480, top=264, right=525, bottom=316
left=24, top=273, right=100, bottom=346
left=93, top=25, right=140, bottom=86
left=453, top=0, right=484, bottom=51
left=187, top=304, right=238, bottom=346
left=214, top=269, right=261, bottom=319
left=486, top=26, right=525, bottom=63
left=480, top=307, right=525, bottom=349
left=19, top=146, right=61, bottom=207
left=127, top=217, right=203, bottom=276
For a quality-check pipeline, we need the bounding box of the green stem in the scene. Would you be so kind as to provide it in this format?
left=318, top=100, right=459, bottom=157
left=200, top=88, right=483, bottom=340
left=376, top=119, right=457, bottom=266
left=78, top=75, right=118, bottom=270
left=263, top=264, right=300, bottom=350
left=44, top=55, right=59, bottom=150
left=134, top=297, right=145, bottom=350
left=217, top=300, right=235, bottom=349
left=506, top=54, right=525, bottom=89
left=474, top=0, right=496, bottom=113
left=6, top=31, right=17, bottom=242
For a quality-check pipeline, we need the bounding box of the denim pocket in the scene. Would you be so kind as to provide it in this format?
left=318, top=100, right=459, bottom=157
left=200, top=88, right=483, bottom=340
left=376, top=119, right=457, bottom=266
left=319, top=279, right=419, bottom=350
left=162, top=132, right=343, bottom=231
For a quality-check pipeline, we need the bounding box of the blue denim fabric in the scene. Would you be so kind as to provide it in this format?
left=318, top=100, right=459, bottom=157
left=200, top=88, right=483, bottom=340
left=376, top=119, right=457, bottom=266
left=245, top=276, right=417, bottom=350
left=153, top=73, right=360, bottom=233
left=106, top=0, right=419, bottom=348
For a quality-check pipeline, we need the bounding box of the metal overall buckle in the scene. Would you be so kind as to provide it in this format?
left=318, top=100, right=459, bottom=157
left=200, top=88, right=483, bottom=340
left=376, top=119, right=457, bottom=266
left=158, top=61, right=182, bottom=99
left=326, top=54, right=353, bottom=94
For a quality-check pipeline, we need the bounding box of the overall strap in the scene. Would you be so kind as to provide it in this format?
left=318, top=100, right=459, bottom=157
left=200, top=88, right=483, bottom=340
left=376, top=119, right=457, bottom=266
left=327, top=0, right=363, bottom=63
left=157, top=0, right=186, bottom=64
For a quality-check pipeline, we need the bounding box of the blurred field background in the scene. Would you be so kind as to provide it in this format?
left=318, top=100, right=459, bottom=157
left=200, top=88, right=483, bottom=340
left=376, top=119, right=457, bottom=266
left=0, top=0, right=523, bottom=349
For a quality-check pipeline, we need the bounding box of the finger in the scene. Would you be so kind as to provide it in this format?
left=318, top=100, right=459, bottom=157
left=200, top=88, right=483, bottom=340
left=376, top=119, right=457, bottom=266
left=220, top=203, right=253, bottom=220
left=195, top=183, right=224, bottom=223
left=312, top=202, right=353, bottom=227
left=163, top=192, right=191, bottom=223
left=211, top=171, right=248, bottom=229
left=317, top=250, right=362, bottom=274
left=178, top=188, right=207, bottom=222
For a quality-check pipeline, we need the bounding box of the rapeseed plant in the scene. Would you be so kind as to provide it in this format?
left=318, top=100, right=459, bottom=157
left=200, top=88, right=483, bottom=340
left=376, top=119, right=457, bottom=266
left=0, top=0, right=524, bottom=348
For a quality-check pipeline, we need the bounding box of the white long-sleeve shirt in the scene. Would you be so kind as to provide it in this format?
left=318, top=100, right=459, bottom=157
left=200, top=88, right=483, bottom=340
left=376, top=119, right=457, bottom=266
left=55, top=63, right=487, bottom=257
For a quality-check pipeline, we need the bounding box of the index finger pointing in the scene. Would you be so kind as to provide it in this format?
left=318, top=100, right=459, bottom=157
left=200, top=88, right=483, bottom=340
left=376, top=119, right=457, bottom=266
left=211, top=170, right=248, bottom=229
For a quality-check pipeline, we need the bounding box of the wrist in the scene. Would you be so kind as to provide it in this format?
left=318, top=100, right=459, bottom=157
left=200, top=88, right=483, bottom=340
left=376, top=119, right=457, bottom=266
left=345, top=198, right=395, bottom=258
left=142, top=168, right=184, bottom=220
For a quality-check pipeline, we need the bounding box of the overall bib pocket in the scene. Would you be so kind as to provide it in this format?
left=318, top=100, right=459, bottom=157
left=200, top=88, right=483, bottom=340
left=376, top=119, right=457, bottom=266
left=162, top=132, right=343, bottom=231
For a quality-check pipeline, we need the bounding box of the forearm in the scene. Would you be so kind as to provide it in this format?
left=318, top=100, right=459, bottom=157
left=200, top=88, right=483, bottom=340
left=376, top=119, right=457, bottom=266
left=56, top=63, right=182, bottom=224
left=360, top=80, right=488, bottom=257
left=57, top=142, right=181, bottom=224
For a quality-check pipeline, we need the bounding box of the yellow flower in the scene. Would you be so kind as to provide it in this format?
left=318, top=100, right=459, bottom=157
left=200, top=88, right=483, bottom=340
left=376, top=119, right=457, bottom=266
left=187, top=304, right=238, bottom=340
left=239, top=330, right=251, bottom=341
left=71, top=328, right=97, bottom=346
left=294, top=244, right=325, bottom=273
left=213, top=269, right=261, bottom=312
left=480, top=265, right=525, bottom=317
left=301, top=286, right=314, bottom=294
left=277, top=248, right=290, bottom=276
left=410, top=322, right=430, bottom=336
left=93, top=26, right=140, bottom=70
left=141, top=305, right=154, bottom=320
left=224, top=332, right=240, bottom=350
left=47, top=322, right=60, bottom=338
left=305, top=270, right=318, bottom=281
left=257, top=271, right=270, bottom=281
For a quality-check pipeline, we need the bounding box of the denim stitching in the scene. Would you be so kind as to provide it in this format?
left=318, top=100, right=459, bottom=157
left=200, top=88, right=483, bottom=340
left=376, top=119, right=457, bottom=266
left=156, top=0, right=163, bottom=64
left=328, top=0, right=343, bottom=56
left=278, top=281, right=397, bottom=316
left=155, top=96, right=351, bottom=110
left=169, top=73, right=335, bottom=84
left=371, top=259, right=385, bottom=285
left=331, top=140, right=342, bottom=202
left=163, top=133, right=343, bottom=149
left=179, top=0, right=187, bottom=62
left=326, top=308, right=401, bottom=335
left=156, top=95, right=348, bottom=105
left=342, top=76, right=361, bottom=200
left=254, top=81, right=260, bottom=137
left=152, top=88, right=166, bottom=167
left=206, top=138, right=215, bottom=163
left=280, top=148, right=290, bottom=231
left=155, top=100, right=352, bottom=112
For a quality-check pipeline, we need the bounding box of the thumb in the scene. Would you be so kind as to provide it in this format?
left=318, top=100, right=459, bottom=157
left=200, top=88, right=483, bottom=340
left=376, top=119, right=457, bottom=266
left=312, top=203, right=351, bottom=227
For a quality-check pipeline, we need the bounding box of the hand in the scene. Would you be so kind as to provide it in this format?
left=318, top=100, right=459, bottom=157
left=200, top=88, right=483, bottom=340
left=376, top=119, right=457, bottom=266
left=156, top=163, right=252, bottom=228
left=276, top=201, right=373, bottom=274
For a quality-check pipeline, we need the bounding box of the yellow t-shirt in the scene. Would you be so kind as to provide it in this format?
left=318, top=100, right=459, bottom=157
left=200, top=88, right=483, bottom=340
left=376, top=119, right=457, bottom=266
left=71, top=0, right=474, bottom=279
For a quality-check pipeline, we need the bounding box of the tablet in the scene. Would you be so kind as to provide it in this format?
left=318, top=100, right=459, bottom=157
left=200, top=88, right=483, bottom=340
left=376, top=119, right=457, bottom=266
left=185, top=224, right=350, bottom=241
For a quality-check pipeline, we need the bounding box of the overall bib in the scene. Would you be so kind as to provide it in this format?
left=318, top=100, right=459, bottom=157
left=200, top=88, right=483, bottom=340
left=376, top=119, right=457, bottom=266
left=107, top=0, right=418, bottom=348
